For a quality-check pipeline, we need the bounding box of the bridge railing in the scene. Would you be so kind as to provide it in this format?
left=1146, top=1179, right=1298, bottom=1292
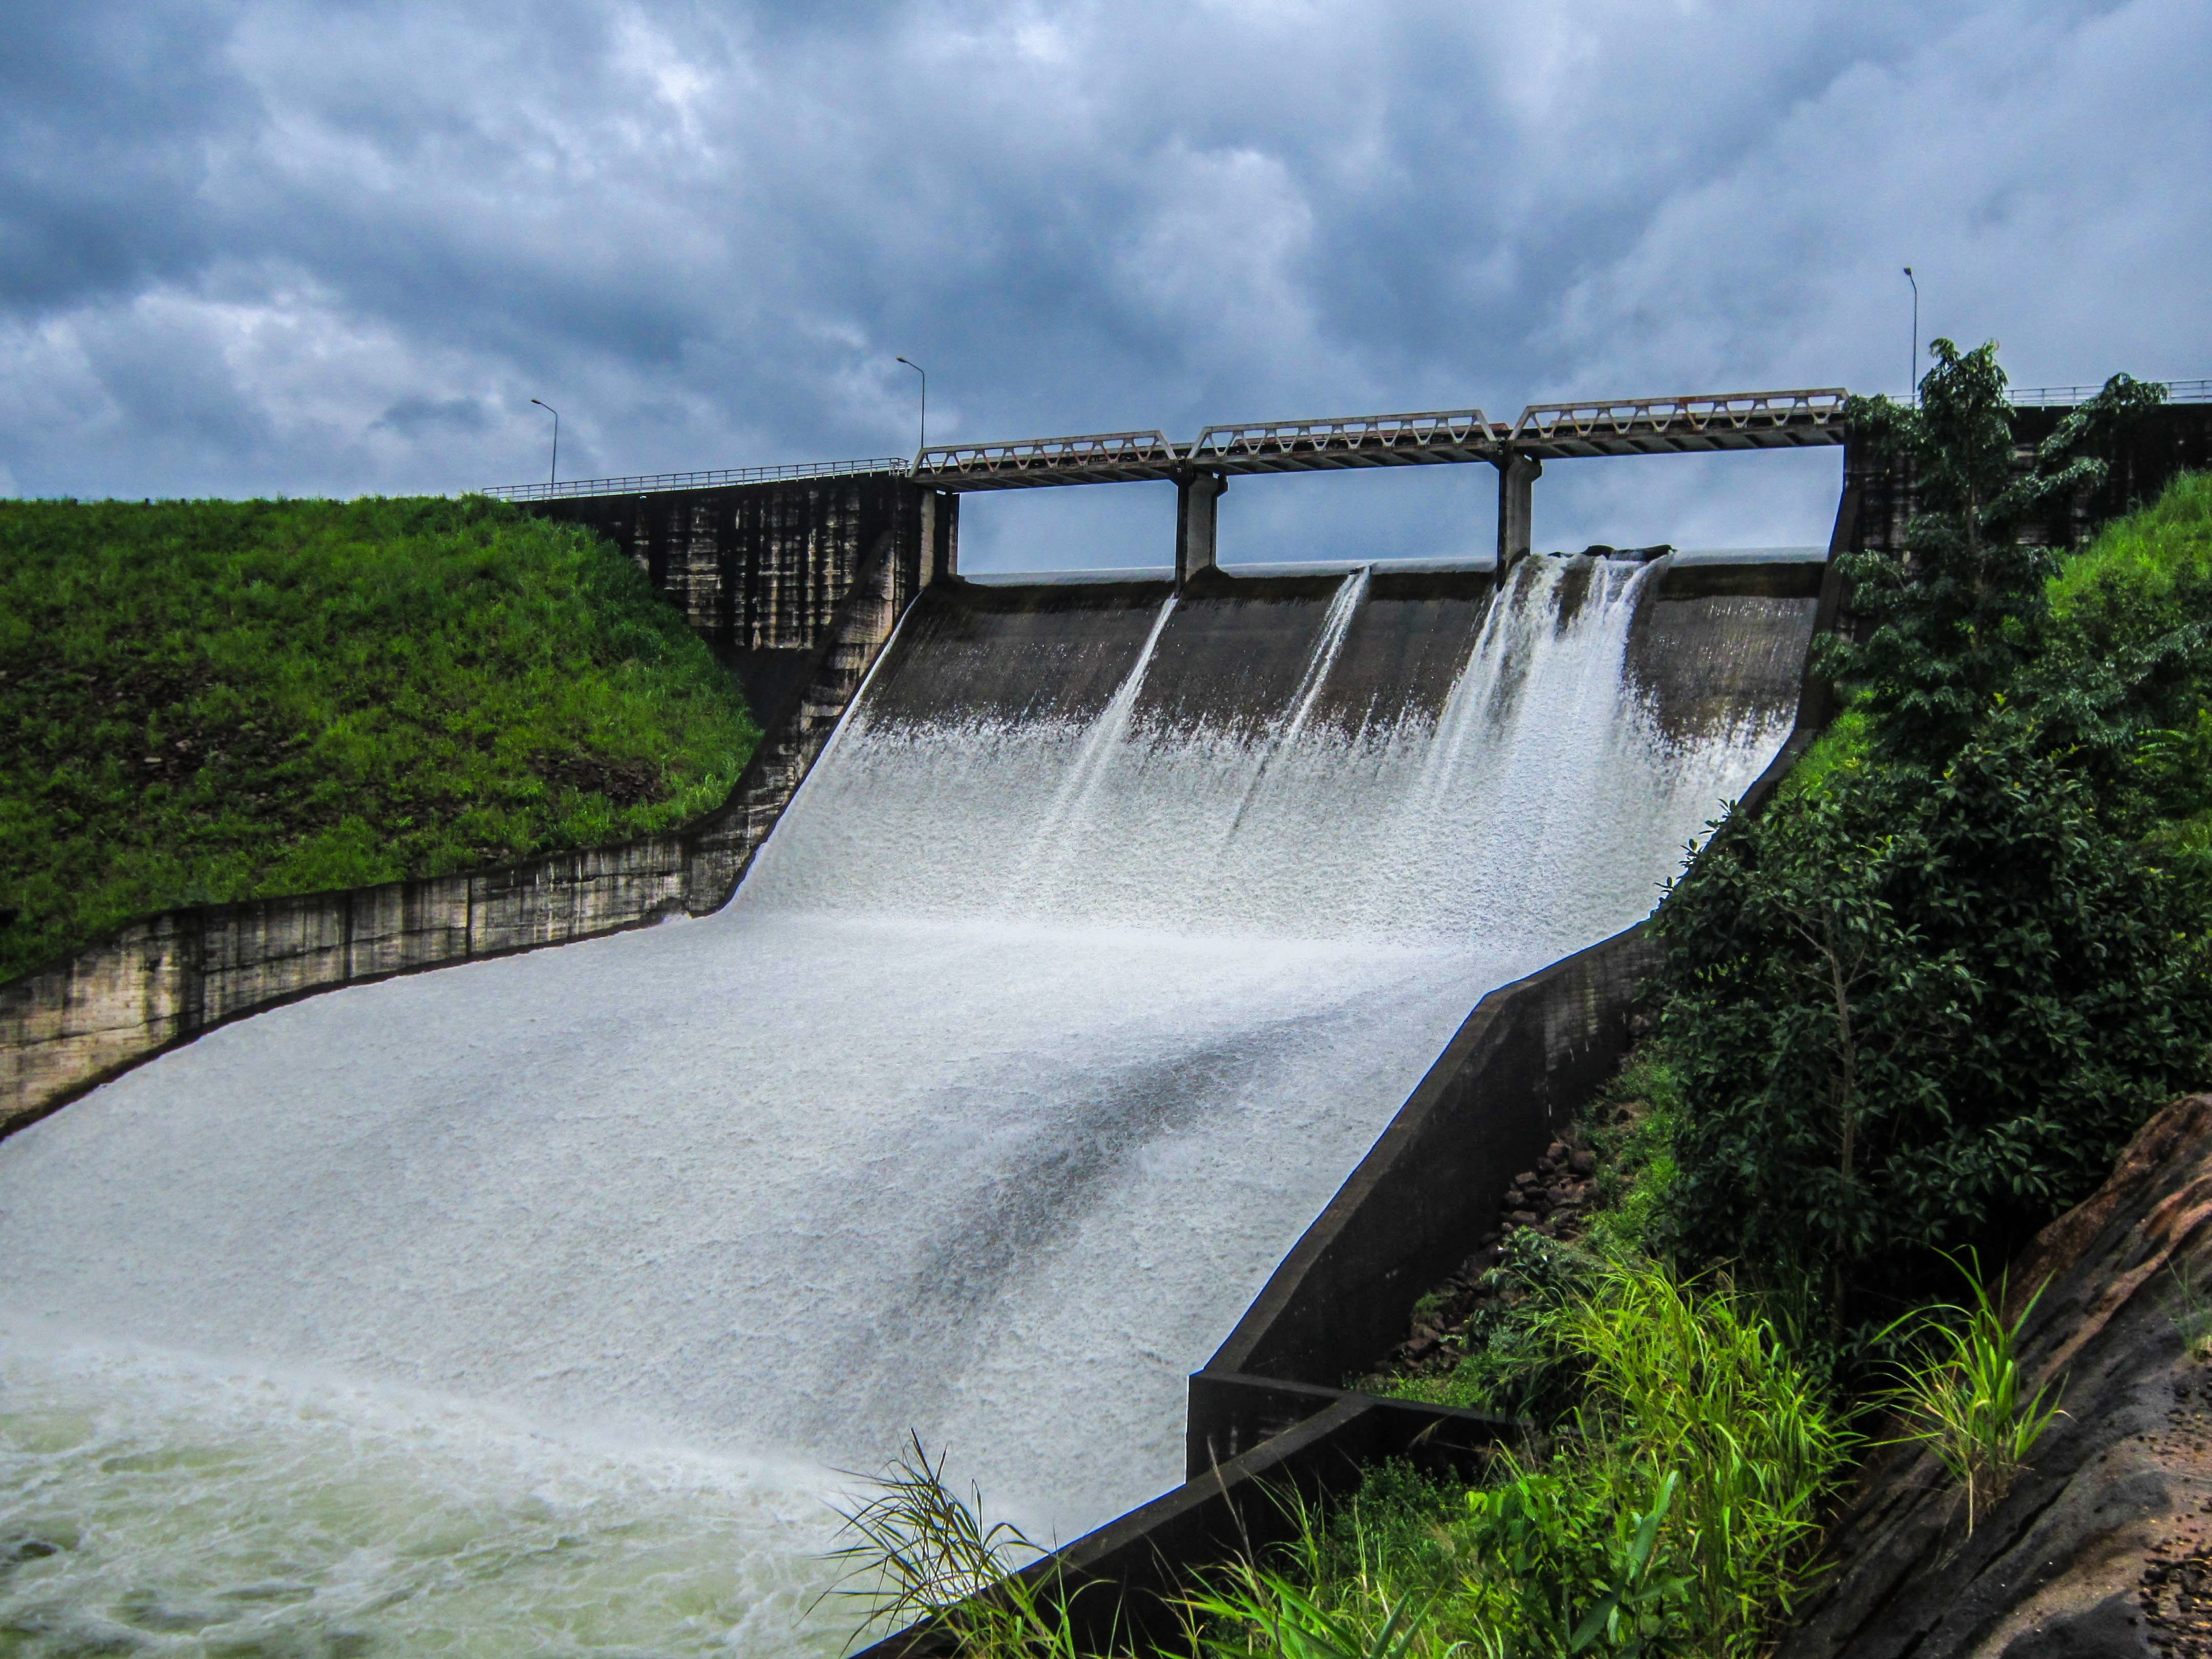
left=1510, top=389, right=1848, bottom=458
left=1186, top=409, right=1498, bottom=472
left=912, top=430, right=1184, bottom=488
left=479, top=379, right=2212, bottom=501
left=2010, top=377, right=2212, bottom=407
left=482, top=457, right=909, bottom=502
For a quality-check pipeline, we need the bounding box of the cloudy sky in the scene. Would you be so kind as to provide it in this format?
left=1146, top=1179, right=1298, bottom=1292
left=3, top=1, right=2205, bottom=567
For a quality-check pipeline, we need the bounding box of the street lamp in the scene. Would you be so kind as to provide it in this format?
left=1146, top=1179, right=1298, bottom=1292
left=530, top=398, right=560, bottom=487
left=1902, top=268, right=1919, bottom=405
left=896, top=357, right=926, bottom=465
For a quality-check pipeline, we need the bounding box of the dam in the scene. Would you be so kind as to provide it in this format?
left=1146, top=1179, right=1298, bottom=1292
left=0, top=401, right=1838, bottom=1654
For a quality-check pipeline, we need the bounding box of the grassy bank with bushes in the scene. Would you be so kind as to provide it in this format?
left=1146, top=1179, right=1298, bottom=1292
left=0, top=496, right=758, bottom=982
left=828, top=353, right=2212, bottom=1657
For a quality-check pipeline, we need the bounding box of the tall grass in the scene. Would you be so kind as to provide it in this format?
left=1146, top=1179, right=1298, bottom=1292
left=828, top=1262, right=1849, bottom=1659
left=1194, top=1265, right=1849, bottom=1654
left=1544, top=1263, right=1849, bottom=1652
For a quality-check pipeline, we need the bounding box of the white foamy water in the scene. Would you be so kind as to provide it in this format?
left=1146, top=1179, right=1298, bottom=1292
left=0, top=557, right=1791, bottom=1656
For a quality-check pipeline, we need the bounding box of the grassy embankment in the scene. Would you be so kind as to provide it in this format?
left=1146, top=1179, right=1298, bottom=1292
left=832, top=400, right=2212, bottom=1657
left=0, top=496, right=758, bottom=983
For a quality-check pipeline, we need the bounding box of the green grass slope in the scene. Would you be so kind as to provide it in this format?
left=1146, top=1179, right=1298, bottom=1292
left=0, top=496, right=759, bottom=983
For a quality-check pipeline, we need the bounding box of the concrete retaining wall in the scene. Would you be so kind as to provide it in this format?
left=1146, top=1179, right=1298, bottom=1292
left=0, top=515, right=927, bottom=1138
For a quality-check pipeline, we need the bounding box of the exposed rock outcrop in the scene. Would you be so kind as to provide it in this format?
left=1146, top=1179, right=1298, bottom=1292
left=1782, top=1093, right=2212, bottom=1659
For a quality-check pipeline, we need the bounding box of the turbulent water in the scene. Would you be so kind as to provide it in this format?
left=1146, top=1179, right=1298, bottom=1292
left=0, top=556, right=1791, bottom=1657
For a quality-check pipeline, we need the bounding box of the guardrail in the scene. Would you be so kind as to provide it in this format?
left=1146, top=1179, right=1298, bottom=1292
left=1186, top=409, right=1499, bottom=473
left=911, top=429, right=1183, bottom=488
left=481, top=457, right=908, bottom=501
left=2010, top=377, right=2211, bottom=407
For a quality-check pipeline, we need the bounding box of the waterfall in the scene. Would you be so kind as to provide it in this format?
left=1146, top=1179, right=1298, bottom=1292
left=1222, top=565, right=1370, bottom=840
left=1008, top=592, right=1177, bottom=906
left=0, top=555, right=1798, bottom=1658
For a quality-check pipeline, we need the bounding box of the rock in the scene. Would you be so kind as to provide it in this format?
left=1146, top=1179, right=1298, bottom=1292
left=1571, top=1149, right=1597, bottom=1176
left=1547, top=1141, right=1570, bottom=1164
left=1997, top=1593, right=2151, bottom=1659
left=1508, top=1210, right=1539, bottom=1228
left=1778, top=1094, right=2212, bottom=1659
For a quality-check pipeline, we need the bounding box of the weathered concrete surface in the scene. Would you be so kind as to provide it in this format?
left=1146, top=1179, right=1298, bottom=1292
left=1852, top=402, right=2212, bottom=563
left=1780, top=1094, right=2212, bottom=1659
left=0, top=528, right=921, bottom=1138
left=526, top=473, right=953, bottom=723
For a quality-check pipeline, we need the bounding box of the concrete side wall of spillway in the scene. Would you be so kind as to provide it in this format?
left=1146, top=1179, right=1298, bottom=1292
left=0, top=506, right=931, bottom=1138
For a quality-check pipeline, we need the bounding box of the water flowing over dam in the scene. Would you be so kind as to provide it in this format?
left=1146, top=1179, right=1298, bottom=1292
left=0, top=553, right=1813, bottom=1655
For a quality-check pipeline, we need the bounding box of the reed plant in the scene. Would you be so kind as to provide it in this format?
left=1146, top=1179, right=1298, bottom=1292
left=1880, top=1256, right=2065, bottom=1537
left=1190, top=1262, right=1849, bottom=1659
left=824, top=1433, right=1109, bottom=1658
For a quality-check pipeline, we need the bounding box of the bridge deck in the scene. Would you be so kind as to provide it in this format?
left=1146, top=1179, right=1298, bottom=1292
left=485, top=388, right=1850, bottom=499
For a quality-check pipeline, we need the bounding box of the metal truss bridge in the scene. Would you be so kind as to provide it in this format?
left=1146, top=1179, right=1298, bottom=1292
left=489, top=387, right=1851, bottom=500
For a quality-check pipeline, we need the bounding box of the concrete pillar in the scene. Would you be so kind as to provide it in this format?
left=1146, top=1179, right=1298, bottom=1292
left=917, top=488, right=938, bottom=592
left=914, top=488, right=959, bottom=587
left=1494, top=454, right=1541, bottom=587
left=1176, top=471, right=1227, bottom=585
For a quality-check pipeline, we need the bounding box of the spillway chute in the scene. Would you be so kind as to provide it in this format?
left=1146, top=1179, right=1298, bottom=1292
left=0, top=551, right=1816, bottom=1655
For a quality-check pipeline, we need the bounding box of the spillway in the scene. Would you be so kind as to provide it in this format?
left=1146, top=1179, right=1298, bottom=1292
left=0, top=554, right=1812, bottom=1656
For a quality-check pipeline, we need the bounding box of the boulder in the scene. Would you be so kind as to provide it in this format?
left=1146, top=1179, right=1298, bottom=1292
left=1780, top=1094, right=2212, bottom=1659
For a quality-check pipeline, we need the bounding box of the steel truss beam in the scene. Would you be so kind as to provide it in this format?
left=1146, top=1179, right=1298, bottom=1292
left=1511, top=389, right=1847, bottom=459
left=1185, top=409, right=1499, bottom=474
left=912, top=430, right=1182, bottom=488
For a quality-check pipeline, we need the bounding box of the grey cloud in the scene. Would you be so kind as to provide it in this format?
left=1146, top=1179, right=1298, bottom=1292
left=0, top=0, right=2202, bottom=563
left=373, top=395, right=493, bottom=436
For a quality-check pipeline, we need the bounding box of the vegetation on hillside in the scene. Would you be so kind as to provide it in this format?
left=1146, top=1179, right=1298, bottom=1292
left=0, top=496, right=758, bottom=981
left=1657, top=354, right=2212, bottom=1330
left=824, top=348, right=2208, bottom=1657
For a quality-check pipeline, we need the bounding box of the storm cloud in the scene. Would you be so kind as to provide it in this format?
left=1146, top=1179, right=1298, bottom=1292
left=1, top=1, right=2204, bottom=563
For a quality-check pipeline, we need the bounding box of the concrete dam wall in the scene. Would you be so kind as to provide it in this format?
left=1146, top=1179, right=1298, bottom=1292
left=0, top=544, right=1816, bottom=1657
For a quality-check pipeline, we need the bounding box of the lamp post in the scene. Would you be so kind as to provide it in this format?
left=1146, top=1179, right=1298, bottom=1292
left=1902, top=268, right=1919, bottom=404
left=530, top=398, right=559, bottom=487
left=896, top=357, right=926, bottom=466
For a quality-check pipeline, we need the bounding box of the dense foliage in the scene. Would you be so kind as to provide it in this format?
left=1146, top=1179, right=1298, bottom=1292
left=1653, top=348, right=2212, bottom=1319
left=1657, top=725, right=2212, bottom=1308
left=0, top=496, right=757, bottom=980
left=1827, top=341, right=2165, bottom=768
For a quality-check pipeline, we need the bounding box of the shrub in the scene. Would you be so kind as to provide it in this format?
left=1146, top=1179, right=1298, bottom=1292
left=1826, top=349, right=2164, bottom=769
left=1655, top=721, right=2212, bottom=1318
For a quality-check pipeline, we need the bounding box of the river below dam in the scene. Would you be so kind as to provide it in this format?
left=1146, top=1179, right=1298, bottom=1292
left=0, top=555, right=1802, bottom=1656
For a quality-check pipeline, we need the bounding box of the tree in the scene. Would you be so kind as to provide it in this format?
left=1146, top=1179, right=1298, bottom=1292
left=1825, top=343, right=2165, bottom=769
left=1654, top=348, right=2206, bottom=1328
